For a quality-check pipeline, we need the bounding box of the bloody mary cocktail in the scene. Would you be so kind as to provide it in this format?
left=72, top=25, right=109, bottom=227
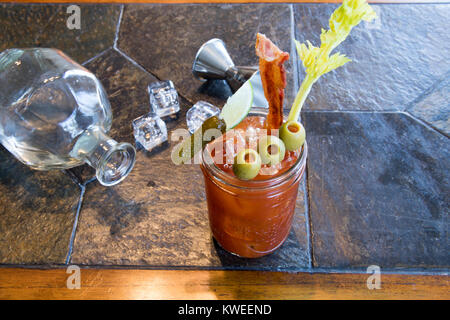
left=201, top=108, right=307, bottom=258
left=193, top=0, right=375, bottom=257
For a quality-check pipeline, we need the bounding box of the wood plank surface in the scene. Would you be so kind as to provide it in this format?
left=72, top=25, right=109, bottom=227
left=0, top=268, right=448, bottom=300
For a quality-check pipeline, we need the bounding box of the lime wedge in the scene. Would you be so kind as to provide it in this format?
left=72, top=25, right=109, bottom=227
left=220, top=80, right=253, bottom=130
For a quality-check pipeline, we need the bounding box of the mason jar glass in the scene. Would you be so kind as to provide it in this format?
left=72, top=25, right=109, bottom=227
left=200, top=107, right=307, bottom=258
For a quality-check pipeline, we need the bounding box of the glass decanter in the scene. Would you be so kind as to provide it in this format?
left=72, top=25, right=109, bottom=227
left=0, top=48, right=136, bottom=186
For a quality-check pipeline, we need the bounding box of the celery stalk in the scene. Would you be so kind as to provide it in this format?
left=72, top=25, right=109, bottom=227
left=287, top=0, right=377, bottom=122
left=289, top=74, right=316, bottom=123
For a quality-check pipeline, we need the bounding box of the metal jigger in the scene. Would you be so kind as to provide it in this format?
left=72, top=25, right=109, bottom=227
left=192, top=38, right=257, bottom=91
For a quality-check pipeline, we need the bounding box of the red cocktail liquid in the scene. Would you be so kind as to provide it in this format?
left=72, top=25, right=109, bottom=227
left=201, top=110, right=307, bottom=258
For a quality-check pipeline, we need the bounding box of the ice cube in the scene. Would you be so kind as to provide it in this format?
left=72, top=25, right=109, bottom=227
left=148, top=80, right=180, bottom=118
left=186, top=101, right=220, bottom=134
left=132, top=113, right=168, bottom=151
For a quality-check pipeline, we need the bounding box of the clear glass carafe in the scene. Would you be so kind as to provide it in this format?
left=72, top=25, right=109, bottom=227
left=0, top=48, right=136, bottom=186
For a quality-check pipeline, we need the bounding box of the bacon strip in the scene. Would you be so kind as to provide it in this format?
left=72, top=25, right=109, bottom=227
left=255, top=33, right=289, bottom=130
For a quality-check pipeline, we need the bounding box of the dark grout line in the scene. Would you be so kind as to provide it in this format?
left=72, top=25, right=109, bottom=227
left=114, top=47, right=159, bottom=79
left=112, top=4, right=153, bottom=78
left=0, top=262, right=447, bottom=276
left=62, top=169, right=83, bottom=189
left=291, top=4, right=313, bottom=271
left=301, top=178, right=313, bottom=270
left=301, top=109, right=449, bottom=137
left=406, top=70, right=450, bottom=108
left=401, top=70, right=450, bottom=138
left=65, top=184, right=86, bottom=265
left=83, top=176, right=98, bottom=187
left=113, top=4, right=124, bottom=50
left=403, top=111, right=450, bottom=139
left=289, top=4, right=299, bottom=109
left=301, top=163, right=314, bottom=269
left=81, top=47, right=112, bottom=66
left=112, top=3, right=156, bottom=77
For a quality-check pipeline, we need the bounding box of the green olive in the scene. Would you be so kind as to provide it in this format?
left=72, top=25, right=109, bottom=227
left=258, top=135, right=286, bottom=165
left=232, top=149, right=261, bottom=180
left=279, top=120, right=306, bottom=151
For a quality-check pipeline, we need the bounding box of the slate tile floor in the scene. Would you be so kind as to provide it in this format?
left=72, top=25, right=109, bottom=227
left=304, top=111, right=449, bottom=269
left=0, top=3, right=448, bottom=273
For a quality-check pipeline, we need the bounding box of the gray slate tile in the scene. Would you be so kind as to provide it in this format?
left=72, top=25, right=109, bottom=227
left=293, top=4, right=450, bottom=112
left=118, top=4, right=296, bottom=108
left=303, top=111, right=449, bottom=270
left=0, top=146, right=80, bottom=264
left=0, top=4, right=121, bottom=63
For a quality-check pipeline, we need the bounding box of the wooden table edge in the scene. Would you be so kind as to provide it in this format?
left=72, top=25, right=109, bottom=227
left=0, top=267, right=448, bottom=299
